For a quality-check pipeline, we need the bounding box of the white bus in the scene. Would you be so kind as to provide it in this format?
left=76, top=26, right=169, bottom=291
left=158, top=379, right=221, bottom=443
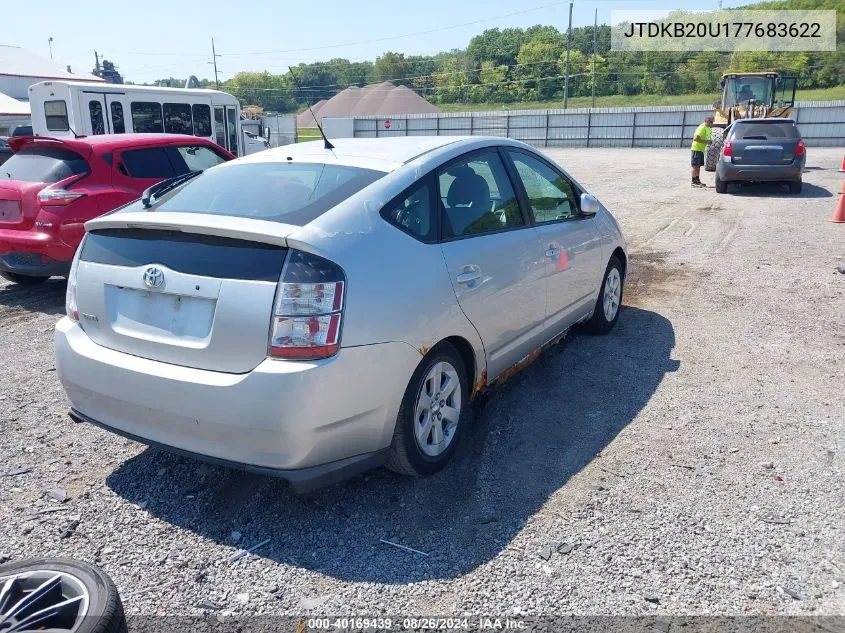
left=28, top=81, right=250, bottom=156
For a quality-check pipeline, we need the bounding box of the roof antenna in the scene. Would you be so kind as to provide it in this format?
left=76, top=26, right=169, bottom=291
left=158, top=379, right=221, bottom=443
left=288, top=66, right=334, bottom=150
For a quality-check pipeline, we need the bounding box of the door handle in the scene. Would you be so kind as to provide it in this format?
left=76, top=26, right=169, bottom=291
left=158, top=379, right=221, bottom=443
left=456, top=267, right=482, bottom=285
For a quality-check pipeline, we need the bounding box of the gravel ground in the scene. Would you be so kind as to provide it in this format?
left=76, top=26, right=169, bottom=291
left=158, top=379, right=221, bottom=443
left=0, top=147, right=843, bottom=620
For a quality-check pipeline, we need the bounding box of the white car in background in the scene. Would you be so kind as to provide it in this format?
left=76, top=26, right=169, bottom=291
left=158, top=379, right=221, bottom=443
left=54, top=136, right=627, bottom=492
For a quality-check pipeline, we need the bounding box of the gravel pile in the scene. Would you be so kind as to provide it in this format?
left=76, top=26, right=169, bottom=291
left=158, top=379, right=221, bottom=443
left=0, top=147, right=842, bottom=619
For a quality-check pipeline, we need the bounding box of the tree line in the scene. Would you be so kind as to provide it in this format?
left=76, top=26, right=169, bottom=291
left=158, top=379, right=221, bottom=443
left=148, top=0, right=843, bottom=112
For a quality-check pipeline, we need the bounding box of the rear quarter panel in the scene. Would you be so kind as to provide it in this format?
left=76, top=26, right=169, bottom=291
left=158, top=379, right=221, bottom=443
left=286, top=164, right=487, bottom=387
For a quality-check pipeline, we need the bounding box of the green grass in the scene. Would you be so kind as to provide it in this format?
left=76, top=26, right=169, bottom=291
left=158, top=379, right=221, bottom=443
left=296, top=128, right=322, bottom=143
left=434, top=85, right=845, bottom=112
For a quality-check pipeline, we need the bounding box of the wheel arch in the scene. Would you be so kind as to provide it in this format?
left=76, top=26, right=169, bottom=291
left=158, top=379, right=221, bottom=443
left=431, top=335, right=482, bottom=400
left=611, top=246, right=627, bottom=282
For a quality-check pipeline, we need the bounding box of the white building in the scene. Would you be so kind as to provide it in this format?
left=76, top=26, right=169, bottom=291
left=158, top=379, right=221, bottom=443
left=0, top=44, right=103, bottom=134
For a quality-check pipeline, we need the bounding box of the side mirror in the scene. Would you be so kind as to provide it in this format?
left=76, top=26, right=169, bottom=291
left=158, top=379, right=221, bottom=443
left=580, top=193, right=600, bottom=216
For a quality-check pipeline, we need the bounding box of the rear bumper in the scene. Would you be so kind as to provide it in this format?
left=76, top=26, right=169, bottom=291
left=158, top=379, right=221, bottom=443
left=68, top=408, right=389, bottom=493
left=0, top=228, right=74, bottom=277
left=0, top=252, right=70, bottom=277
left=54, top=318, right=421, bottom=491
left=716, top=157, right=804, bottom=182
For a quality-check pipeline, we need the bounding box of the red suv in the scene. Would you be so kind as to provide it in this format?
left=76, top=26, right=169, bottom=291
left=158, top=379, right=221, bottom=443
left=0, top=134, right=235, bottom=285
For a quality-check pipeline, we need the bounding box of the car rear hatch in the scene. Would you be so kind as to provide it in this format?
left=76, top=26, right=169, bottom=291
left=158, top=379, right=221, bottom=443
left=729, top=121, right=801, bottom=166
left=0, top=139, right=91, bottom=231
left=75, top=213, right=299, bottom=374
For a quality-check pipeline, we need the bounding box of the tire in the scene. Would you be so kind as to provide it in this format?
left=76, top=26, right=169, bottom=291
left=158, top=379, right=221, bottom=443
left=715, top=176, right=727, bottom=194
left=0, top=271, right=49, bottom=286
left=0, top=558, right=126, bottom=633
left=704, top=127, right=724, bottom=172
left=583, top=256, right=624, bottom=335
left=386, top=342, right=469, bottom=477
left=789, top=180, right=802, bottom=194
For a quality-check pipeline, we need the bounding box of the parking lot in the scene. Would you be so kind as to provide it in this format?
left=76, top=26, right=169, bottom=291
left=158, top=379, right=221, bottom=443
left=0, top=147, right=843, bottom=618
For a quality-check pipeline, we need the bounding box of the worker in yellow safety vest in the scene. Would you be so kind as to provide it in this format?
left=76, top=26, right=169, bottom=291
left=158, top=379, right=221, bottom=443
left=690, top=116, right=714, bottom=188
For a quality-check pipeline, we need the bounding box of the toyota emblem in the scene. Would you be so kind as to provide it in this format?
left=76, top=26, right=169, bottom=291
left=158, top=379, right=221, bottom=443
left=143, top=266, right=164, bottom=289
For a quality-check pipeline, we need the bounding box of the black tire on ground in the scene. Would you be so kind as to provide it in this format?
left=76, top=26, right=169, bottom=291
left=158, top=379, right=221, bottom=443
left=386, top=342, right=469, bottom=477
left=0, top=558, right=127, bottom=633
left=704, top=127, right=724, bottom=172
left=715, top=176, right=728, bottom=194
left=583, top=255, right=624, bottom=335
left=0, top=271, right=49, bottom=285
left=789, top=180, right=803, bottom=194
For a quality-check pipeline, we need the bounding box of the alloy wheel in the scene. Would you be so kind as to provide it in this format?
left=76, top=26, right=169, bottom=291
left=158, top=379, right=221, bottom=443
left=603, top=267, right=621, bottom=322
left=0, top=569, right=89, bottom=632
left=414, top=361, right=462, bottom=457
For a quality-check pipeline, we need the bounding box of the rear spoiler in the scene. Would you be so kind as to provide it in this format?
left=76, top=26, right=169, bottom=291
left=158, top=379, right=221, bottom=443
left=6, top=135, right=93, bottom=158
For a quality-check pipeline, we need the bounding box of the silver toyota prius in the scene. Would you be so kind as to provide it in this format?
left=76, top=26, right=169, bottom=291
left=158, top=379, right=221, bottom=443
left=54, top=136, right=627, bottom=492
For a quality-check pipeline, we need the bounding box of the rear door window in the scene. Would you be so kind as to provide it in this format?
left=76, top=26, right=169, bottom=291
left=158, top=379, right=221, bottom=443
left=131, top=102, right=164, bottom=133
left=89, top=100, right=105, bottom=135
left=733, top=122, right=799, bottom=140
left=110, top=102, right=126, bottom=134
left=121, top=147, right=176, bottom=179
left=45, top=100, right=69, bottom=132
left=155, top=162, right=385, bottom=225
left=192, top=105, right=212, bottom=137
left=163, top=103, right=193, bottom=135
left=438, top=151, right=524, bottom=239
left=2, top=146, right=89, bottom=183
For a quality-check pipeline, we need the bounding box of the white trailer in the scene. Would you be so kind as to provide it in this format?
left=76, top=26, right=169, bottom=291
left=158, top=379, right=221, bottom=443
left=27, top=81, right=255, bottom=156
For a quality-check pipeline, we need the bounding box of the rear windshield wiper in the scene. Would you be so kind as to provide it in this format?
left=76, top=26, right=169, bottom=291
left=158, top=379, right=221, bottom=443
left=141, top=170, right=202, bottom=209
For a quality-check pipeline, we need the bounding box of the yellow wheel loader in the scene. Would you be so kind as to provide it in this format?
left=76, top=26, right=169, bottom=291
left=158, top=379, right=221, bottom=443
left=704, top=72, right=798, bottom=172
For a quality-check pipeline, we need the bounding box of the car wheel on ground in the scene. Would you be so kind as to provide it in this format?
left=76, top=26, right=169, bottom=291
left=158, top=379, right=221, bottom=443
left=583, top=256, right=624, bottom=335
left=0, top=271, right=49, bottom=285
left=0, top=558, right=127, bottom=633
left=715, top=176, right=728, bottom=194
left=789, top=180, right=802, bottom=194
left=386, top=342, right=469, bottom=476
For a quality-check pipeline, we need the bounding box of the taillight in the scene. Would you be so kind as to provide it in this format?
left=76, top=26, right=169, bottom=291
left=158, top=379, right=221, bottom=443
left=38, top=186, right=86, bottom=206
left=795, top=139, right=806, bottom=157
left=66, top=238, right=84, bottom=322
left=722, top=141, right=733, bottom=157
left=268, top=249, right=345, bottom=360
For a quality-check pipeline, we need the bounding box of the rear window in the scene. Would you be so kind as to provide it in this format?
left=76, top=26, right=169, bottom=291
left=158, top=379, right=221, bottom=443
left=121, top=147, right=177, bottom=179
left=81, top=229, right=286, bottom=281
left=155, top=162, right=386, bottom=225
left=732, top=122, right=799, bottom=140
left=2, top=146, right=89, bottom=183
left=45, top=101, right=69, bottom=132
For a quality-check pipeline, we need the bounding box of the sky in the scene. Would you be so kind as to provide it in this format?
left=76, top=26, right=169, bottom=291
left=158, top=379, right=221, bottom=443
left=5, top=0, right=747, bottom=84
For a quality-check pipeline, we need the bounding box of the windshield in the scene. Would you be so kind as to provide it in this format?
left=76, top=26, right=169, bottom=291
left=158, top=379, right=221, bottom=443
left=3, top=146, right=90, bottom=183
left=724, top=77, right=773, bottom=107
left=155, top=162, right=386, bottom=225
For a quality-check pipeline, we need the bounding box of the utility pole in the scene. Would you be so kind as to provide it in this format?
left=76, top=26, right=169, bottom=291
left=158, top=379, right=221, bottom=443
left=211, top=38, right=221, bottom=89
left=563, top=0, right=574, bottom=109
left=93, top=50, right=101, bottom=77
left=591, top=8, right=598, bottom=108
left=48, top=37, right=53, bottom=60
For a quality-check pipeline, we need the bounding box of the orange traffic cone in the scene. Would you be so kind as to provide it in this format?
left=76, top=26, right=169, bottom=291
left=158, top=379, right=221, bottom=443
left=832, top=181, right=845, bottom=223
left=840, top=155, right=845, bottom=172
